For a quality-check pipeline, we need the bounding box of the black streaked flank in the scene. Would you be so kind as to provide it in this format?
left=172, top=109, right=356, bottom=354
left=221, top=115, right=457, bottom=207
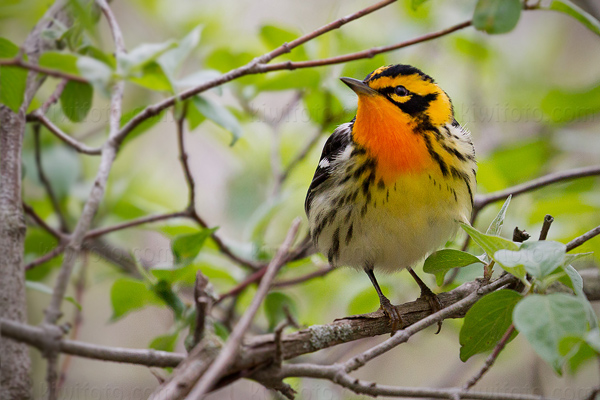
left=346, top=223, right=354, bottom=245
left=423, top=133, right=449, bottom=177
left=328, top=227, right=340, bottom=264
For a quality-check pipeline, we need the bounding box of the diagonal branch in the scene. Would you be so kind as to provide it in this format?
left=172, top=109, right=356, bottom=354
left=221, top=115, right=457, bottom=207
left=474, top=165, right=600, bottom=211
left=257, top=20, right=472, bottom=73
left=33, top=125, right=69, bottom=232
left=115, top=1, right=467, bottom=143
left=0, top=57, right=89, bottom=83
left=185, top=219, right=301, bottom=398
left=30, top=110, right=102, bottom=155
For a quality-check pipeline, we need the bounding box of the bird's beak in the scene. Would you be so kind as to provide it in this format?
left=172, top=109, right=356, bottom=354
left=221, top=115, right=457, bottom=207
left=340, top=77, right=379, bottom=97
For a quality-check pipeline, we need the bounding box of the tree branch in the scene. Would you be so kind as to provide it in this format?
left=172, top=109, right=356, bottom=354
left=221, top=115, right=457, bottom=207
left=0, top=57, right=88, bottom=83
left=1, top=1, right=71, bottom=397
left=115, top=0, right=461, bottom=143
left=463, top=324, right=516, bottom=390
left=274, top=362, right=549, bottom=400
left=0, top=318, right=184, bottom=367
left=257, top=20, right=472, bottom=73
left=567, top=224, right=600, bottom=252
left=474, top=165, right=600, bottom=210
left=30, top=110, right=102, bottom=155
left=34, top=126, right=69, bottom=232
left=185, top=219, right=301, bottom=398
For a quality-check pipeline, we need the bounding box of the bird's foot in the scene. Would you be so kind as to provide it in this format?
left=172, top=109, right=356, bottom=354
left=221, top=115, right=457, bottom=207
left=379, top=297, right=403, bottom=336
left=418, top=286, right=443, bottom=334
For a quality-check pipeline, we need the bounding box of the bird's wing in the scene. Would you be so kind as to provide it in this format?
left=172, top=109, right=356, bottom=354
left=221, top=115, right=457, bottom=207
left=304, top=122, right=353, bottom=216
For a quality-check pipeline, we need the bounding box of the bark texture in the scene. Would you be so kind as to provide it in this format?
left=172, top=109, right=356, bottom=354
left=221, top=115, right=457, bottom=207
left=0, top=2, right=69, bottom=398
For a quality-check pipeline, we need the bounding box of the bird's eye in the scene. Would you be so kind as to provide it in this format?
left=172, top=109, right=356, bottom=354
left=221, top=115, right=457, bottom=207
left=394, top=86, right=409, bottom=96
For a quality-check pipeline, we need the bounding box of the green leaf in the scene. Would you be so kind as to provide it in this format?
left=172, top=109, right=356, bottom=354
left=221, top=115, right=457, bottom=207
left=26, top=281, right=81, bottom=310
left=486, top=195, right=511, bottom=236
left=150, top=264, right=198, bottom=285
left=424, top=249, right=484, bottom=286
left=110, top=278, right=162, bottom=320
left=149, top=332, right=179, bottom=352
left=172, top=228, right=216, bottom=265
left=60, top=80, right=93, bottom=122
left=473, top=0, right=522, bottom=34
left=461, top=223, right=519, bottom=259
left=158, top=26, right=202, bottom=81
left=558, top=334, right=597, bottom=372
left=152, top=280, right=185, bottom=319
left=192, top=95, right=242, bottom=144
left=460, top=289, right=521, bottom=361
left=547, top=0, right=600, bottom=37
left=128, top=62, right=173, bottom=92
left=39, top=52, right=80, bottom=75
left=117, top=40, right=177, bottom=76
left=76, top=56, right=113, bottom=94
left=564, top=252, right=593, bottom=266
left=264, top=292, right=298, bottom=331
left=513, top=293, right=588, bottom=373
left=495, top=241, right=566, bottom=280
left=562, top=264, right=583, bottom=296
left=0, top=38, right=28, bottom=112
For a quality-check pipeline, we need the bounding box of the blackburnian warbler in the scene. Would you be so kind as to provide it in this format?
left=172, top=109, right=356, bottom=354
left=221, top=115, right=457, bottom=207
left=305, top=64, right=476, bottom=333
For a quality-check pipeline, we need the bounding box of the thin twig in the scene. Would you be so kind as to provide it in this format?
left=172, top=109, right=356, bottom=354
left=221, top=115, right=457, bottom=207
left=193, top=271, right=215, bottom=346
left=115, top=3, right=464, bottom=142
left=258, top=21, right=473, bottom=73
left=175, top=105, right=196, bottom=210
left=0, top=57, right=89, bottom=83
left=22, top=202, right=65, bottom=240
left=187, top=219, right=301, bottom=398
left=41, top=79, right=68, bottom=114
left=566, top=224, right=600, bottom=252
left=34, top=125, right=69, bottom=232
left=474, top=165, right=600, bottom=210
left=276, top=362, right=550, bottom=400
left=31, top=110, right=102, bottom=155
left=57, top=252, right=88, bottom=391
left=539, top=214, right=554, bottom=241
left=44, top=0, right=126, bottom=323
left=174, top=104, right=262, bottom=270
left=462, top=324, right=516, bottom=390
left=273, top=264, right=334, bottom=287
left=25, top=244, right=67, bottom=270
left=84, top=211, right=188, bottom=239
left=0, top=318, right=184, bottom=367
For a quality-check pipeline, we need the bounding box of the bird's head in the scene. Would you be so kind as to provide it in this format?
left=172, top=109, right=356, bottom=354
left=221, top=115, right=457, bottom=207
left=341, top=64, right=454, bottom=128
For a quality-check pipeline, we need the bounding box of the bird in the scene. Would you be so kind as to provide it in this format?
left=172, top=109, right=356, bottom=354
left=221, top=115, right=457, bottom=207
left=304, top=64, right=476, bottom=334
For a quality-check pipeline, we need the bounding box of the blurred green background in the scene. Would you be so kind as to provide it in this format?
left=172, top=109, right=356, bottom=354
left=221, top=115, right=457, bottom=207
left=2, top=0, right=600, bottom=398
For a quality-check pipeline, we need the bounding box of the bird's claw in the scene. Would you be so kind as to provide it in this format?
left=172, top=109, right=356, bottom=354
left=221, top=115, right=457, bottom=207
left=419, top=290, right=443, bottom=334
left=379, top=297, right=403, bottom=336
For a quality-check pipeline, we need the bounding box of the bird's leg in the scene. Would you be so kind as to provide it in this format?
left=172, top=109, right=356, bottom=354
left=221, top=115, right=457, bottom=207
left=407, top=267, right=443, bottom=334
left=364, top=268, right=402, bottom=335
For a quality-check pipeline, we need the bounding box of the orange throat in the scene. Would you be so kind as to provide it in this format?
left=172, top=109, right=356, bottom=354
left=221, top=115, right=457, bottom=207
left=352, top=95, right=432, bottom=182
